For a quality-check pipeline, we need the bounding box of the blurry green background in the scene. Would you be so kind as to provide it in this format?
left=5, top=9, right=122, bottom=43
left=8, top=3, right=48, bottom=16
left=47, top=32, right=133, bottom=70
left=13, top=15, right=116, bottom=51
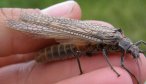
left=0, top=0, right=146, bottom=42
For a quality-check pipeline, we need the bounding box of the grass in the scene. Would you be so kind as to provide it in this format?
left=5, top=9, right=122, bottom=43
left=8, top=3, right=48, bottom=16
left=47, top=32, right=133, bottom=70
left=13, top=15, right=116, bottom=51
left=0, top=0, right=146, bottom=42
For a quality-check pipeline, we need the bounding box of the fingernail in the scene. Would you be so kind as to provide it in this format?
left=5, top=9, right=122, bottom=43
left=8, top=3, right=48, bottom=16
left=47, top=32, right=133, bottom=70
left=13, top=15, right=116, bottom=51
left=41, top=1, right=76, bottom=16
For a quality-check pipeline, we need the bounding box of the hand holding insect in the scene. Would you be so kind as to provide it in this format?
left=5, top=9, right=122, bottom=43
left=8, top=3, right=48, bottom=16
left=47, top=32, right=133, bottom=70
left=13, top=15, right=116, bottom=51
left=0, top=1, right=146, bottom=84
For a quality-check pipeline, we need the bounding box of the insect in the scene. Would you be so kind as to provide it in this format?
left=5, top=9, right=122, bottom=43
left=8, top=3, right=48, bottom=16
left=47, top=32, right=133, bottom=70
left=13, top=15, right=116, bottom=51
left=1, top=8, right=145, bottom=84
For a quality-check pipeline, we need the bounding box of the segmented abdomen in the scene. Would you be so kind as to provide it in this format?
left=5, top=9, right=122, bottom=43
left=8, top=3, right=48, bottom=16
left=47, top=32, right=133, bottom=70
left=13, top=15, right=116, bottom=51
left=35, top=44, right=78, bottom=63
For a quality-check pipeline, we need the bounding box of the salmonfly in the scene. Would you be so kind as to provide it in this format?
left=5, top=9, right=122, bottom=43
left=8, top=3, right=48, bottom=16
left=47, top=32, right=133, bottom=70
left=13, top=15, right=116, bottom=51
left=1, top=8, right=145, bottom=84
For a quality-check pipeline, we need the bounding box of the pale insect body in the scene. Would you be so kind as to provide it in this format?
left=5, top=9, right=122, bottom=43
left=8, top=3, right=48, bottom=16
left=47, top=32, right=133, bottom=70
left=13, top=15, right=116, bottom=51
left=4, top=10, right=146, bottom=84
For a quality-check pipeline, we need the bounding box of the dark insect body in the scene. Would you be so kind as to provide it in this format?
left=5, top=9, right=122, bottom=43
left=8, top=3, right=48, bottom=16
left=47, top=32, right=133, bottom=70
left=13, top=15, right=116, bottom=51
left=1, top=9, right=146, bottom=84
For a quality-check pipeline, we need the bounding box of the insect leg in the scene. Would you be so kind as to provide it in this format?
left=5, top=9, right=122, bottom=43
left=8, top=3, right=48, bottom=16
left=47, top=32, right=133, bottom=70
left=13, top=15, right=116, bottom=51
left=102, top=48, right=120, bottom=77
left=69, top=45, right=83, bottom=74
left=120, top=50, right=140, bottom=84
left=75, top=52, right=83, bottom=74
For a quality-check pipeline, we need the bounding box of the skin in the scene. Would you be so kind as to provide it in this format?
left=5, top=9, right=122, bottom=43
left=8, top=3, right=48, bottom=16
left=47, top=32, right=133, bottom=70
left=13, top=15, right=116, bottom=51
left=0, top=1, right=145, bottom=84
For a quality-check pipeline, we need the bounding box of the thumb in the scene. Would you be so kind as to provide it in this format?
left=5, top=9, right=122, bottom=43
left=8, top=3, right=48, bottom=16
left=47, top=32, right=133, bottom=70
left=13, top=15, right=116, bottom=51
left=0, top=1, right=81, bottom=56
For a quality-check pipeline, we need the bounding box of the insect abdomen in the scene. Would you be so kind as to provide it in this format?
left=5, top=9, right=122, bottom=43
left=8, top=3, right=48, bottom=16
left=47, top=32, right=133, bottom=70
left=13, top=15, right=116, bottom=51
left=35, top=44, right=78, bottom=63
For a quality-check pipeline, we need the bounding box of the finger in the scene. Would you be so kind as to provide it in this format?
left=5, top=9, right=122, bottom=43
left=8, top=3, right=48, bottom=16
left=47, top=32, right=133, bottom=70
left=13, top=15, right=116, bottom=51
left=82, top=53, right=146, bottom=84
left=123, top=54, right=146, bottom=83
left=0, top=1, right=81, bottom=56
left=56, top=67, right=133, bottom=84
left=41, top=1, right=81, bottom=19
left=0, top=53, right=36, bottom=67
left=0, top=53, right=145, bottom=84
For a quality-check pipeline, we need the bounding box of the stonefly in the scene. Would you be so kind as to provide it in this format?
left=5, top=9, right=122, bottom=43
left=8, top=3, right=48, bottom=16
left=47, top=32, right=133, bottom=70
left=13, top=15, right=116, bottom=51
left=1, top=9, right=145, bottom=84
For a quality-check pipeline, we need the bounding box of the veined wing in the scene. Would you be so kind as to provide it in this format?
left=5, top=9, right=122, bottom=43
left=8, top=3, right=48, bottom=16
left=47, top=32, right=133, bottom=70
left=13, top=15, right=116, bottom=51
left=47, top=21, right=123, bottom=44
left=7, top=20, right=103, bottom=44
left=20, top=13, right=123, bottom=41
left=8, top=13, right=123, bottom=44
left=20, top=13, right=117, bottom=33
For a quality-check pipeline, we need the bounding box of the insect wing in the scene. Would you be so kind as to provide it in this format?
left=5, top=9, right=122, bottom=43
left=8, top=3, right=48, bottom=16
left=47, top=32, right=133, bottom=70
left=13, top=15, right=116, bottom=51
left=20, top=13, right=122, bottom=40
left=8, top=13, right=123, bottom=44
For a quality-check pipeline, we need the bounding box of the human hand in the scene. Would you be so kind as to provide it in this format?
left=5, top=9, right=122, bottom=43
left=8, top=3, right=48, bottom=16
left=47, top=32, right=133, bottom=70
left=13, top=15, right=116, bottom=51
left=0, top=1, right=146, bottom=84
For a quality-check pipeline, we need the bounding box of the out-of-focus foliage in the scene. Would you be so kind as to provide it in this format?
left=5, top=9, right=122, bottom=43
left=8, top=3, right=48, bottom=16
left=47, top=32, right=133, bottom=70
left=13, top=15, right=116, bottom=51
left=0, top=0, right=146, bottom=42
